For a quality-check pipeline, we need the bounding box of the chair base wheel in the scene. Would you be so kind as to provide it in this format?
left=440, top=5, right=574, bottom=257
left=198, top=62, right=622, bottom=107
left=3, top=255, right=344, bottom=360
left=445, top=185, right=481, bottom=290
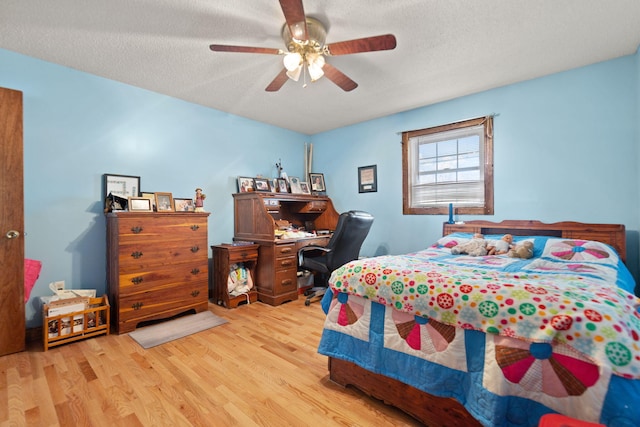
left=305, top=299, right=311, bottom=306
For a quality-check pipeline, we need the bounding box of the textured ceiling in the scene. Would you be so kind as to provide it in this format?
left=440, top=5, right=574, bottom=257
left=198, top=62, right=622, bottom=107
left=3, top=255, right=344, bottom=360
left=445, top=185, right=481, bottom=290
left=1, top=0, right=639, bottom=135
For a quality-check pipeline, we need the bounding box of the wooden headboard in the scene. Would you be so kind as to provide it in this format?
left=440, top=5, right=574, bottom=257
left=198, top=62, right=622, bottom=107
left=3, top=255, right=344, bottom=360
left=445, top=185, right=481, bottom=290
left=443, top=220, right=627, bottom=262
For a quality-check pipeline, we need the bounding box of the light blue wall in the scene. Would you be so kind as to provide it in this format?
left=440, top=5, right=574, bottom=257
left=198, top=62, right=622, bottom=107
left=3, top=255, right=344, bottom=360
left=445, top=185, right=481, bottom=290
left=1, top=47, right=639, bottom=328
left=312, top=53, right=639, bottom=280
left=1, top=49, right=309, bottom=327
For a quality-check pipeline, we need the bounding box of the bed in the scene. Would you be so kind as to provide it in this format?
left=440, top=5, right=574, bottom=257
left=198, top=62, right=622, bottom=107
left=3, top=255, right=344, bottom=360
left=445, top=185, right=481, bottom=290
left=317, top=220, right=640, bottom=427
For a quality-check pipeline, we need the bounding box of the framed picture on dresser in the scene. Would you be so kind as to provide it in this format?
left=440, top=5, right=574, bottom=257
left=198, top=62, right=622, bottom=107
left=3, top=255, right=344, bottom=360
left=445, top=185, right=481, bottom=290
left=128, top=197, right=152, bottom=212
left=174, top=198, right=195, bottom=212
left=155, top=192, right=174, bottom=212
left=103, top=173, right=140, bottom=210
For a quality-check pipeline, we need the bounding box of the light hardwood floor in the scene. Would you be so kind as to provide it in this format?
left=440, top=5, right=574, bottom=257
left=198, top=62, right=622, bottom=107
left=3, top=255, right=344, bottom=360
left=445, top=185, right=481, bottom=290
left=1, top=298, right=422, bottom=427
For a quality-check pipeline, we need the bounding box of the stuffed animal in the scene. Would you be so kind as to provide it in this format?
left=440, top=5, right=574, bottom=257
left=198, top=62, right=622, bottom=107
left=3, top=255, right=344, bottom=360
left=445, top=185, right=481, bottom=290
left=451, top=233, right=488, bottom=257
left=487, top=234, right=514, bottom=255
left=508, top=240, right=534, bottom=259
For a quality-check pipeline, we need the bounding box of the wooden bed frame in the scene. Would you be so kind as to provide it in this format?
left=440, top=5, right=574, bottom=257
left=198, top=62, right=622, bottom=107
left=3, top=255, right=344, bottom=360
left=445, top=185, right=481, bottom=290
left=328, top=220, right=627, bottom=426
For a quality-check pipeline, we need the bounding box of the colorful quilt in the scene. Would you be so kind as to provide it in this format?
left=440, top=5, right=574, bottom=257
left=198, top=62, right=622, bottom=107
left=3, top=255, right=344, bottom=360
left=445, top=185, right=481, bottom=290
left=318, top=234, right=640, bottom=426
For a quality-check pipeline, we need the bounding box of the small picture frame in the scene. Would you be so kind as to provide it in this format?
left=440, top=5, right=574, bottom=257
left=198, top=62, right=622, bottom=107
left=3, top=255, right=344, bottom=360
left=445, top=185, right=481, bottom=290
left=300, top=182, right=311, bottom=194
left=277, top=178, right=288, bottom=193
left=254, top=178, right=270, bottom=192
left=358, top=165, right=378, bottom=193
left=103, top=173, right=140, bottom=209
left=238, top=177, right=255, bottom=193
left=174, top=198, right=195, bottom=212
left=141, top=192, right=156, bottom=211
left=289, top=176, right=302, bottom=194
left=128, top=197, right=153, bottom=212
left=309, top=173, right=326, bottom=193
left=155, top=192, right=174, bottom=212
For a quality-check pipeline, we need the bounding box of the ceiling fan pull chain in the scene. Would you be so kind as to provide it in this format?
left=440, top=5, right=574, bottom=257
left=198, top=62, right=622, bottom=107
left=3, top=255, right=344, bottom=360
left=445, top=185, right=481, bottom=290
left=303, top=63, right=308, bottom=88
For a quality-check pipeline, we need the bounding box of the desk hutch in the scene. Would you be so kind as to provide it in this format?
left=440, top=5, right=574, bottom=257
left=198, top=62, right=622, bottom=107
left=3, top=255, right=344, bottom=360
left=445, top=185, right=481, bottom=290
left=233, top=192, right=340, bottom=305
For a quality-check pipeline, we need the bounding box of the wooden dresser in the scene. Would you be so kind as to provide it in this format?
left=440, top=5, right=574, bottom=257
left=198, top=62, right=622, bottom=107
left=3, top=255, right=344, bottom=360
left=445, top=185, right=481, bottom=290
left=106, top=212, right=210, bottom=334
left=233, top=192, right=339, bottom=306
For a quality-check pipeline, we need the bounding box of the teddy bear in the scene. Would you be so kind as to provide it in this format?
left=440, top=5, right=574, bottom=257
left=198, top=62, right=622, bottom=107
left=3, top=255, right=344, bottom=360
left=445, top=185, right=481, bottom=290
left=507, top=240, right=534, bottom=259
left=487, top=234, right=514, bottom=255
left=451, top=233, right=488, bottom=257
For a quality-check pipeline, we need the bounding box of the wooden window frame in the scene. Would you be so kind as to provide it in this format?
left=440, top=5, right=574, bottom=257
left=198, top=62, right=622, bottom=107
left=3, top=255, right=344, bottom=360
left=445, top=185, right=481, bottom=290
left=402, top=116, right=494, bottom=215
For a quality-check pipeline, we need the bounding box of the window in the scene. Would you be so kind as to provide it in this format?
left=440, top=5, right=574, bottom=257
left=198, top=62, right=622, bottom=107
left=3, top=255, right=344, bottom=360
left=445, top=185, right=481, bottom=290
left=402, top=116, right=494, bottom=215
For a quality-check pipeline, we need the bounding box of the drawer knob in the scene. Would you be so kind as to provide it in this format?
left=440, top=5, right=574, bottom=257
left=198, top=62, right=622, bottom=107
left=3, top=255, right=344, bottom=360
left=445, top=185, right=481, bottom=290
left=281, top=247, right=292, bottom=254
left=190, top=225, right=200, bottom=231
left=131, top=251, right=143, bottom=259
left=131, top=277, right=143, bottom=285
left=131, top=226, right=143, bottom=234
left=281, top=260, right=293, bottom=267
left=191, top=246, right=200, bottom=253
left=132, top=302, right=143, bottom=310
left=191, top=290, right=200, bottom=297
left=282, top=279, right=293, bottom=286
left=191, top=268, right=200, bottom=275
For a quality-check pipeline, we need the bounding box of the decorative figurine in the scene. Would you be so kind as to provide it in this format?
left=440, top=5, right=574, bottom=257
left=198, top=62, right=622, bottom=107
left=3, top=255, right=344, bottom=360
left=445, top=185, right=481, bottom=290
left=195, top=188, right=206, bottom=212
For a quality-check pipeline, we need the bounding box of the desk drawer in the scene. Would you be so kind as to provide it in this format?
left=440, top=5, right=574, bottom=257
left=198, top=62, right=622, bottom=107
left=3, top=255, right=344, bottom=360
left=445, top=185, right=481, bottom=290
left=275, top=243, right=295, bottom=257
left=275, top=255, right=296, bottom=271
left=274, top=268, right=297, bottom=294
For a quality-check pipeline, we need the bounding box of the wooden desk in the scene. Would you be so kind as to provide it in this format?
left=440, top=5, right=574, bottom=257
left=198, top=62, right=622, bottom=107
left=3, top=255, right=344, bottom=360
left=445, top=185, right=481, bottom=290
left=233, top=192, right=339, bottom=306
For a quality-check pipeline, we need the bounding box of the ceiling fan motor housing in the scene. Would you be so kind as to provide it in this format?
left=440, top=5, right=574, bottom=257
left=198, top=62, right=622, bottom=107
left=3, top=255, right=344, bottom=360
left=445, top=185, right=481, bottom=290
left=282, top=17, right=327, bottom=54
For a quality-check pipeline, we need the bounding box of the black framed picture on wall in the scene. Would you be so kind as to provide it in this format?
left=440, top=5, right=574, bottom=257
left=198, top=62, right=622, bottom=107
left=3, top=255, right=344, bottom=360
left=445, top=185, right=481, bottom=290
left=358, top=165, right=377, bottom=193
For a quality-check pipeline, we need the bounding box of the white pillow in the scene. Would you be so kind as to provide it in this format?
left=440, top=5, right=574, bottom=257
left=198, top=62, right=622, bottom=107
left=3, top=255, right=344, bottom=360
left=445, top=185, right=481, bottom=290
left=437, top=236, right=468, bottom=248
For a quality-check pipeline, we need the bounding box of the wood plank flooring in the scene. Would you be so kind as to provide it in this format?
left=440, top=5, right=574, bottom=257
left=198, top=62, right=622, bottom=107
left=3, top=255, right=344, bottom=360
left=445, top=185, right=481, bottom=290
left=0, top=298, right=422, bottom=426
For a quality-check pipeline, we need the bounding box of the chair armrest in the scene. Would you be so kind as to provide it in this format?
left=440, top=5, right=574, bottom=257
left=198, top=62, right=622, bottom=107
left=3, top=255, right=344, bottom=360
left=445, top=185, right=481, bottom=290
left=298, top=245, right=331, bottom=266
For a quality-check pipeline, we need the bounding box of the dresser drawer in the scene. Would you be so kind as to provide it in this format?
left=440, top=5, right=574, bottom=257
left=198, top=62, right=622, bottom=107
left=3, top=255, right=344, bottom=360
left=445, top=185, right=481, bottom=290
left=117, top=217, right=208, bottom=243
left=118, top=261, right=207, bottom=292
left=118, top=282, right=208, bottom=323
left=273, top=268, right=297, bottom=294
left=117, top=240, right=207, bottom=271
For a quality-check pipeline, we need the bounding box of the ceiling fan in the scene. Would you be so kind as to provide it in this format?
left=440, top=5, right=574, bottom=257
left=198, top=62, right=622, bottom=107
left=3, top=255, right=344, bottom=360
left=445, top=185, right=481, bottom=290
left=209, top=0, right=397, bottom=92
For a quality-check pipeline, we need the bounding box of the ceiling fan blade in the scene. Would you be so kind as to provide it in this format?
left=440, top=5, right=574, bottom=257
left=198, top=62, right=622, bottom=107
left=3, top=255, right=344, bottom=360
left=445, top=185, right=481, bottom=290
left=279, top=0, right=308, bottom=41
left=324, top=34, right=397, bottom=56
left=323, top=63, right=358, bottom=92
left=210, top=44, right=282, bottom=55
left=265, top=69, right=289, bottom=92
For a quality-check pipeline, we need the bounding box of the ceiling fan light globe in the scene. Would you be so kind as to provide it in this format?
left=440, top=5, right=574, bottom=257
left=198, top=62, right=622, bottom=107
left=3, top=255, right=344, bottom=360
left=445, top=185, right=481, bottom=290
left=283, top=52, right=302, bottom=71
left=308, top=63, right=324, bottom=81
left=306, top=53, right=325, bottom=67
left=286, top=66, right=302, bottom=81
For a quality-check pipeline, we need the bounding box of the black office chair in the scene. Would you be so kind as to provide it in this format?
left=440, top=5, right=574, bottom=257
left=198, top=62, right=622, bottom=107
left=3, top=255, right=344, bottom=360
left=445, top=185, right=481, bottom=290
left=298, top=210, right=374, bottom=306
